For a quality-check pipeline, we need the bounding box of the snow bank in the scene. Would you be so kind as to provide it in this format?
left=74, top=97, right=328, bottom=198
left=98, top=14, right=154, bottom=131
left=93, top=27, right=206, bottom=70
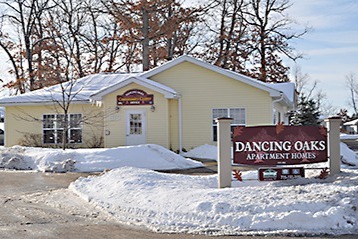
left=182, top=144, right=217, bottom=160
left=70, top=167, right=358, bottom=236
left=0, top=144, right=203, bottom=172
left=340, top=142, right=358, bottom=167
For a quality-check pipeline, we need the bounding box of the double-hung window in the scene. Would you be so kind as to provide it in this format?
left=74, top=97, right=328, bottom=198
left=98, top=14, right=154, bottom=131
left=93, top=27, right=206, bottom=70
left=43, top=114, right=82, bottom=144
left=212, top=108, right=245, bottom=141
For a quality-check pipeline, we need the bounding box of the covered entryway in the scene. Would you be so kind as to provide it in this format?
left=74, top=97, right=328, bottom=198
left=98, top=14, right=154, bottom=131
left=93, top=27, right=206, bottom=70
left=126, top=110, right=146, bottom=145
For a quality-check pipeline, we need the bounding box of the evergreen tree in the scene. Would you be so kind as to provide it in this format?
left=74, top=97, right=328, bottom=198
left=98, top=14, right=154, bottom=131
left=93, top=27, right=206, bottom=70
left=290, top=95, right=320, bottom=126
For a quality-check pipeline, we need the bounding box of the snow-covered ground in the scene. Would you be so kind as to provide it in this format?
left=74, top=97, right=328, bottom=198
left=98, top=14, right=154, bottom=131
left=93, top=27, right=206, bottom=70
left=1, top=142, right=357, bottom=236
left=70, top=167, right=358, bottom=236
left=69, top=142, right=357, bottom=236
left=0, top=144, right=203, bottom=172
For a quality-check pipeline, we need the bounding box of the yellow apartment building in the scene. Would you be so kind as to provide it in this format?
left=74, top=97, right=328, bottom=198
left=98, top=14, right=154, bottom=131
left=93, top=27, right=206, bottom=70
left=0, top=56, right=295, bottom=152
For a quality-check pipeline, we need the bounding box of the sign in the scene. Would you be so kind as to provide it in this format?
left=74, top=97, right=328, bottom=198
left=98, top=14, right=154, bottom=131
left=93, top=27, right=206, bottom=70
left=233, top=124, right=328, bottom=165
left=258, top=167, right=305, bottom=181
left=117, top=89, right=154, bottom=106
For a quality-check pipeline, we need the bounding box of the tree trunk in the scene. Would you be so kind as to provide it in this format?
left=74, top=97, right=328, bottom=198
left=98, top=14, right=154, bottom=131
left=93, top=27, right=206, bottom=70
left=142, top=7, right=150, bottom=71
left=259, top=28, right=267, bottom=82
left=216, top=0, right=227, bottom=66
left=62, top=114, right=68, bottom=150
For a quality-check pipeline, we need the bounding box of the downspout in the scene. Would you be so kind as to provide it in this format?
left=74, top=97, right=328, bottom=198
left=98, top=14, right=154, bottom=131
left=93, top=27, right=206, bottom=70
left=178, top=95, right=183, bottom=154
left=272, top=92, right=284, bottom=124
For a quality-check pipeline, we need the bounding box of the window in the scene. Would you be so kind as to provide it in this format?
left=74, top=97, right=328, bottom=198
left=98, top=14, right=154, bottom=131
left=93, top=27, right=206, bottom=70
left=129, top=114, right=143, bottom=135
left=43, top=114, right=82, bottom=144
left=212, top=108, right=246, bottom=141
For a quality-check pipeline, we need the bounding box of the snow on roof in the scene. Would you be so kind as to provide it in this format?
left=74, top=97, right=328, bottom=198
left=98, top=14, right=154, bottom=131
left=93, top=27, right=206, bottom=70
left=0, top=56, right=295, bottom=107
left=0, top=73, right=177, bottom=106
left=343, top=119, right=358, bottom=126
left=0, top=73, right=132, bottom=105
left=89, top=75, right=178, bottom=102
left=267, top=82, right=296, bottom=104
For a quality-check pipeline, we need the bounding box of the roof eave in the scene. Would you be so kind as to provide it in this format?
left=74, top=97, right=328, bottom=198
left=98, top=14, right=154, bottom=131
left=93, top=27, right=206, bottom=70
left=90, top=77, right=177, bottom=102
left=0, top=100, right=91, bottom=107
left=273, top=94, right=295, bottom=109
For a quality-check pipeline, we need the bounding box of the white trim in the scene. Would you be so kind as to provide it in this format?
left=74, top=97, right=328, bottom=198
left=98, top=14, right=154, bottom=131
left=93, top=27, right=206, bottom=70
left=211, top=107, right=246, bottom=142
left=90, top=76, right=177, bottom=103
left=125, top=109, right=147, bottom=146
left=272, top=93, right=284, bottom=124
left=42, top=113, right=83, bottom=145
left=178, top=96, right=183, bottom=154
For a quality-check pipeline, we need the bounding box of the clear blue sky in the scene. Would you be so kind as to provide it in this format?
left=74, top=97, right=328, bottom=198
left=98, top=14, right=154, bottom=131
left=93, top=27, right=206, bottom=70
left=287, top=0, right=358, bottom=115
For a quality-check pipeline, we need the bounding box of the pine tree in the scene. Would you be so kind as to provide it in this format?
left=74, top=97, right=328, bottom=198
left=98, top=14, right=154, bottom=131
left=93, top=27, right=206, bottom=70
left=290, top=95, right=320, bottom=126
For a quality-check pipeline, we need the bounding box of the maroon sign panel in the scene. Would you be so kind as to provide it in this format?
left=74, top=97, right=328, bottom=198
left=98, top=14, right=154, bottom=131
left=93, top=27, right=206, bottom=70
left=117, top=89, right=154, bottom=106
left=233, top=124, right=328, bottom=165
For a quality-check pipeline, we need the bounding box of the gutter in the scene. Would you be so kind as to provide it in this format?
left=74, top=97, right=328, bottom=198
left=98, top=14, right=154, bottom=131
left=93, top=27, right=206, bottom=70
left=178, top=95, right=183, bottom=155
left=272, top=92, right=284, bottom=104
left=0, top=100, right=91, bottom=107
left=272, top=92, right=284, bottom=124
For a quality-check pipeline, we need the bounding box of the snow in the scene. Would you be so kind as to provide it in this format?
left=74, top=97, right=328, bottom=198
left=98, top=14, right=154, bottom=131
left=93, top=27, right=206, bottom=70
left=70, top=167, right=358, bottom=236
left=1, top=142, right=357, bottom=236
left=0, top=56, right=292, bottom=107
left=343, top=119, right=358, bottom=126
left=0, top=73, right=177, bottom=105
left=340, top=142, right=358, bottom=166
left=340, top=133, right=358, bottom=140
left=267, top=82, right=296, bottom=103
left=182, top=144, right=217, bottom=160
left=0, top=144, right=203, bottom=172
left=68, top=142, right=357, bottom=236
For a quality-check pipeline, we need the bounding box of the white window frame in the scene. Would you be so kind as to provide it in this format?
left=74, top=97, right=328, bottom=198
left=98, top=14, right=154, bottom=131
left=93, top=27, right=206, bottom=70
left=43, top=113, right=82, bottom=144
left=212, top=108, right=246, bottom=141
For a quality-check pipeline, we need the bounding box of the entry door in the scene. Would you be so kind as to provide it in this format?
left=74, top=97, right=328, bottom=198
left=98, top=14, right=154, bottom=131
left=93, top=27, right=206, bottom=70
left=126, top=110, right=146, bottom=145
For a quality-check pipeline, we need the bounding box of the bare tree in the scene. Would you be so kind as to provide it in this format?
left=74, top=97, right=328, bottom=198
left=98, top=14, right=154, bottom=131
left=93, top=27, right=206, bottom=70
left=291, top=64, right=337, bottom=118
left=215, top=0, right=248, bottom=70
left=345, top=72, right=358, bottom=115
left=0, top=0, right=53, bottom=91
left=244, top=0, right=308, bottom=82
left=14, top=77, right=105, bottom=149
left=0, top=30, right=24, bottom=93
left=104, top=0, right=202, bottom=71
left=293, top=64, right=317, bottom=98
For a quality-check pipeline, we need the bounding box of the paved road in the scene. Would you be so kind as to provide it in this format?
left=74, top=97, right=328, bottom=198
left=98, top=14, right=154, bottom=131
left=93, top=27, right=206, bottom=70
left=0, top=171, right=356, bottom=239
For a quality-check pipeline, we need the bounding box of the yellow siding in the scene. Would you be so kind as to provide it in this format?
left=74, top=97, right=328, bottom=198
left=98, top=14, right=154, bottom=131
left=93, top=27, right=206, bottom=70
left=150, top=61, right=273, bottom=151
left=102, top=83, right=170, bottom=148
left=4, top=104, right=103, bottom=147
left=3, top=61, right=280, bottom=151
